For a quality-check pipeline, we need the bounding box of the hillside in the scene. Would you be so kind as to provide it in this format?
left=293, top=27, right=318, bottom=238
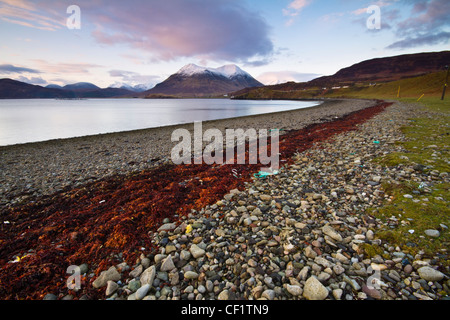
left=232, top=51, right=450, bottom=99
left=232, top=71, right=448, bottom=101
left=232, top=51, right=450, bottom=100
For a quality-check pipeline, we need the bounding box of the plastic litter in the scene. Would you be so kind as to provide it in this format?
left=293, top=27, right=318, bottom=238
left=253, top=170, right=279, bottom=179
left=408, top=229, right=415, bottom=234
left=373, top=140, right=380, bottom=144
left=185, top=224, right=192, bottom=234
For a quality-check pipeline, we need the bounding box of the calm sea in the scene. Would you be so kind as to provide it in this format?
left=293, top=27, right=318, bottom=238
left=0, top=98, right=320, bottom=146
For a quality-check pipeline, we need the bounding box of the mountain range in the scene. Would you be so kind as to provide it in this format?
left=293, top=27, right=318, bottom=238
left=0, top=64, right=261, bottom=99
left=1, top=51, right=448, bottom=99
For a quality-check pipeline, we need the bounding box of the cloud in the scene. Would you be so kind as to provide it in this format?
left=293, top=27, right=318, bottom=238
left=0, top=0, right=65, bottom=31
left=109, top=69, right=161, bottom=86
left=0, top=64, right=40, bottom=74
left=386, top=31, right=450, bottom=49
left=283, top=0, right=311, bottom=26
left=31, top=60, right=103, bottom=74
left=0, top=0, right=274, bottom=65
left=256, top=71, right=321, bottom=85
left=88, top=0, right=274, bottom=64
left=386, top=0, right=450, bottom=49
left=17, top=75, right=47, bottom=85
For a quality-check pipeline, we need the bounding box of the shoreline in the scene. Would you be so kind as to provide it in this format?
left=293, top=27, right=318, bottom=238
left=0, top=98, right=376, bottom=206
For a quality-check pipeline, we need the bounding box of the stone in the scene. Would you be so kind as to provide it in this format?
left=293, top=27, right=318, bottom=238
left=304, top=246, right=317, bottom=259
left=418, top=267, right=445, bottom=282
left=303, top=276, right=329, bottom=300
left=322, top=224, right=343, bottom=242
left=105, top=281, right=119, bottom=296
left=129, top=265, right=143, bottom=278
left=140, top=265, right=156, bottom=286
left=262, top=289, right=275, bottom=300
left=43, top=293, right=57, bottom=300
left=343, top=274, right=361, bottom=291
left=260, top=194, right=272, bottom=201
left=362, top=284, right=382, bottom=300
left=135, top=284, right=150, bottom=300
left=184, top=271, right=199, bottom=280
left=157, top=223, right=177, bottom=232
left=218, top=290, right=230, bottom=300
left=332, top=289, right=343, bottom=300
left=160, top=255, right=176, bottom=272
left=180, top=250, right=191, bottom=261
left=92, top=266, right=121, bottom=288
left=189, top=244, right=205, bottom=259
left=333, top=264, right=345, bottom=275
left=424, top=229, right=440, bottom=237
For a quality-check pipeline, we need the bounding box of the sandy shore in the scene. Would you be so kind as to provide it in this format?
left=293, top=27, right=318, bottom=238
left=0, top=98, right=376, bottom=206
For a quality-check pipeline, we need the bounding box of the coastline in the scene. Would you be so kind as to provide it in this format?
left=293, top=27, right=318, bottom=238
left=0, top=98, right=376, bottom=206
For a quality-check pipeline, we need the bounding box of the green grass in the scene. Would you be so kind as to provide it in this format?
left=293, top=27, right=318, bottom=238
left=369, top=97, right=449, bottom=263
left=324, top=71, right=447, bottom=100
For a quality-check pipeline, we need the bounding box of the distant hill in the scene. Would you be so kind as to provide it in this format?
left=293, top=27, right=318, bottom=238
left=0, top=79, right=134, bottom=99
left=231, top=51, right=450, bottom=99
left=310, top=50, right=450, bottom=86
left=143, top=63, right=262, bottom=98
left=0, top=79, right=76, bottom=99
left=62, top=82, right=101, bottom=91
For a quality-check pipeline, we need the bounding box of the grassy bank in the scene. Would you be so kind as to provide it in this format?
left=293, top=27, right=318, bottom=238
left=367, top=96, right=449, bottom=263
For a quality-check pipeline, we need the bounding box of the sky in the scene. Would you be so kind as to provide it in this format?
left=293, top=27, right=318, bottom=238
left=0, top=0, right=449, bottom=88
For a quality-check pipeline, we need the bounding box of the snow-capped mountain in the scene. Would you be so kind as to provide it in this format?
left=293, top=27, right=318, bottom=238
left=176, top=63, right=251, bottom=79
left=109, top=82, right=154, bottom=92
left=144, top=63, right=262, bottom=97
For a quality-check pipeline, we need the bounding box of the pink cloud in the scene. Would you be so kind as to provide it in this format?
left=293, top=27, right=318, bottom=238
left=86, top=0, right=273, bottom=63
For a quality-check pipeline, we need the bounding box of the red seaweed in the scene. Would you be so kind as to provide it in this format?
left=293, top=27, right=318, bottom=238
left=0, top=101, right=392, bottom=299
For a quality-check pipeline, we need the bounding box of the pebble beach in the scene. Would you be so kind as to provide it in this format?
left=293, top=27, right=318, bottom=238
left=1, top=98, right=448, bottom=300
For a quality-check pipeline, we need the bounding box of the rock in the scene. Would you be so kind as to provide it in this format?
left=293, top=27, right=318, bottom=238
left=332, top=289, right=343, bottom=300
left=92, top=266, right=121, bottom=288
left=218, top=290, right=230, bottom=300
left=262, top=289, right=275, bottom=300
left=190, top=244, right=205, bottom=259
left=128, top=279, right=141, bottom=292
left=135, top=284, right=150, bottom=300
left=157, top=223, right=177, bottom=232
left=129, top=265, right=143, bottom=278
left=140, top=265, right=156, bottom=286
left=180, top=250, right=191, bottom=261
left=362, top=284, right=381, bottom=300
left=418, top=267, right=445, bottom=281
left=303, top=276, right=329, bottom=300
left=343, top=274, right=361, bottom=291
left=206, top=280, right=213, bottom=292
left=260, top=194, right=272, bottom=201
left=43, top=293, right=57, bottom=300
left=184, top=271, right=199, bottom=280
left=424, top=229, right=440, bottom=237
left=160, top=255, right=176, bottom=272
left=322, top=224, right=343, bottom=242
left=304, top=246, right=317, bottom=259
left=105, top=281, right=119, bottom=296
